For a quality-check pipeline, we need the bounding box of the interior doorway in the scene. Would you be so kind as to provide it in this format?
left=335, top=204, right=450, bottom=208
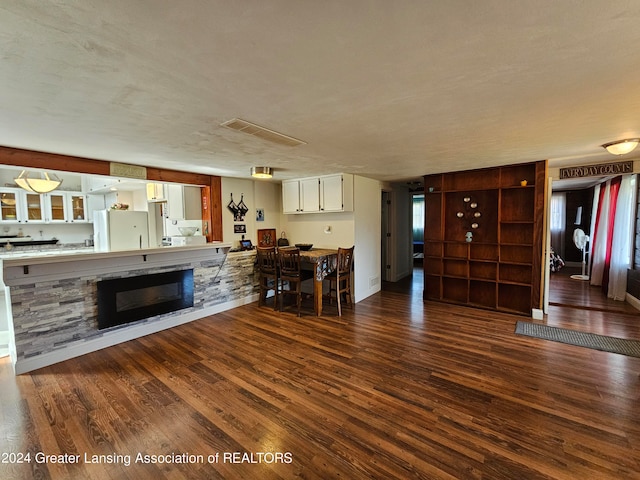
left=381, top=191, right=391, bottom=282
left=412, top=193, right=424, bottom=267
left=548, top=175, right=639, bottom=315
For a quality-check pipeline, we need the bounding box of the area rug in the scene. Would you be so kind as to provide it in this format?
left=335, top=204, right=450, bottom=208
left=515, top=321, right=640, bottom=358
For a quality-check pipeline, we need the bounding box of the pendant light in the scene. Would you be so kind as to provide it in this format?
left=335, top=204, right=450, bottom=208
left=14, top=170, right=63, bottom=194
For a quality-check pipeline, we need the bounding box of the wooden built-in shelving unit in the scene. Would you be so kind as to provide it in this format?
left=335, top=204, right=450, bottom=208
left=423, top=161, right=546, bottom=315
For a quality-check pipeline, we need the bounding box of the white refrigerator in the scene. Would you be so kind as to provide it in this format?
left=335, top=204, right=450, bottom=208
left=93, top=210, right=150, bottom=252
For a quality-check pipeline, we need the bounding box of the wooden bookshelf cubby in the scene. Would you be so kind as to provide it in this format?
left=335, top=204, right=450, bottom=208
left=469, top=280, right=497, bottom=308
left=470, top=261, right=497, bottom=280
left=423, top=161, right=546, bottom=315
left=442, top=277, right=468, bottom=303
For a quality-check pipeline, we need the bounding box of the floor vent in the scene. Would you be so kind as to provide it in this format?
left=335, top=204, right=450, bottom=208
left=220, top=118, right=307, bottom=147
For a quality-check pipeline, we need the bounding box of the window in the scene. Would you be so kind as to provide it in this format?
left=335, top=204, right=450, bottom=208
left=550, top=192, right=566, bottom=232
left=412, top=194, right=424, bottom=242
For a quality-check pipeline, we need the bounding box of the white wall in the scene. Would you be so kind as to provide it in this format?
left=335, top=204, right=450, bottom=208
left=4, top=223, right=93, bottom=245
left=353, top=176, right=382, bottom=302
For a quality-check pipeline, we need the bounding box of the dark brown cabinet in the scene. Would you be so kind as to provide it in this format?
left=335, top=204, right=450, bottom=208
left=423, top=161, right=546, bottom=315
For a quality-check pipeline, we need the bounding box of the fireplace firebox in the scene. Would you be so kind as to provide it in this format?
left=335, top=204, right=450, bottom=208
left=97, top=269, right=194, bottom=329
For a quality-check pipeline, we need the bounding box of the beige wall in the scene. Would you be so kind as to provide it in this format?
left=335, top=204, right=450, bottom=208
left=221, top=174, right=382, bottom=304
left=221, top=177, right=281, bottom=248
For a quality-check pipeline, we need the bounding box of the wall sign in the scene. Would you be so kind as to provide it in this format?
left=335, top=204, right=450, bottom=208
left=109, top=162, right=147, bottom=179
left=559, top=161, right=633, bottom=179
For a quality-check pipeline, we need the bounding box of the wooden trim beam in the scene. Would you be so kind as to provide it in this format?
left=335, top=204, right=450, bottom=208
left=0, top=145, right=223, bottom=241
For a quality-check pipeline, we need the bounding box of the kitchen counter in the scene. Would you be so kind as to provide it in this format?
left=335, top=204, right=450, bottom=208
left=1, top=241, right=256, bottom=375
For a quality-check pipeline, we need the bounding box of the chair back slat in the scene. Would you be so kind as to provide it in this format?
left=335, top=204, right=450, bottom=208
left=257, top=246, right=278, bottom=274
left=279, top=247, right=302, bottom=277
left=337, top=246, right=354, bottom=275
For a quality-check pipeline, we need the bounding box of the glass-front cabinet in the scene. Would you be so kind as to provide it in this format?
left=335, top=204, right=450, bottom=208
left=70, top=194, right=86, bottom=221
left=24, top=193, right=44, bottom=222
left=0, top=190, right=19, bottom=222
left=0, top=188, right=87, bottom=223
left=48, top=193, right=66, bottom=222
left=0, top=188, right=44, bottom=223
left=44, top=192, right=87, bottom=223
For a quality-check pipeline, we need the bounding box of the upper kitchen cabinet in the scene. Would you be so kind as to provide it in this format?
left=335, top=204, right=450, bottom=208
left=45, top=192, right=88, bottom=223
left=0, top=188, right=88, bottom=224
left=164, top=184, right=202, bottom=220
left=146, top=182, right=165, bottom=201
left=0, top=189, right=43, bottom=223
left=282, top=174, right=353, bottom=214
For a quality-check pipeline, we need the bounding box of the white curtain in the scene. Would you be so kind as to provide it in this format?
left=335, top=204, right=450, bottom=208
left=590, top=181, right=610, bottom=287
left=608, top=175, right=637, bottom=300
left=550, top=193, right=566, bottom=232
left=587, top=183, right=600, bottom=278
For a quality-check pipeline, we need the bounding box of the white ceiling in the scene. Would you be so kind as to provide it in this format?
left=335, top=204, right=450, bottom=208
left=2, top=1, right=640, bottom=185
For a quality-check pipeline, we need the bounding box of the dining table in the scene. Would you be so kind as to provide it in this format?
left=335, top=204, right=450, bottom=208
left=298, top=248, right=338, bottom=316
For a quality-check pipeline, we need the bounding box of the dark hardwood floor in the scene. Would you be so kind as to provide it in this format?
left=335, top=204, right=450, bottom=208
left=2, top=267, right=640, bottom=479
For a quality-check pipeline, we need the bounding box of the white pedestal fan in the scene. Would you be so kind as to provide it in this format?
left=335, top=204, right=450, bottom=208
left=570, top=228, right=590, bottom=280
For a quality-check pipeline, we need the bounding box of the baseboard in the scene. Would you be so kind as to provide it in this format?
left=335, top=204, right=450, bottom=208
left=625, top=292, right=640, bottom=312
left=14, top=294, right=259, bottom=375
left=0, top=331, right=9, bottom=358
left=531, top=308, right=544, bottom=320
left=563, top=261, right=583, bottom=268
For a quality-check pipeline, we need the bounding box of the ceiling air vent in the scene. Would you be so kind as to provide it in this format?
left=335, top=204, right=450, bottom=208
left=220, top=118, right=307, bottom=147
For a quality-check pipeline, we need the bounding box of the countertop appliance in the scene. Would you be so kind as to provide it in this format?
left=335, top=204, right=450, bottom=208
left=93, top=210, right=150, bottom=252
left=168, top=235, right=206, bottom=247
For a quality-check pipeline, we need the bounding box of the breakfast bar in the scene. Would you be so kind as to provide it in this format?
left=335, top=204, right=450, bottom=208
left=0, top=242, right=265, bottom=374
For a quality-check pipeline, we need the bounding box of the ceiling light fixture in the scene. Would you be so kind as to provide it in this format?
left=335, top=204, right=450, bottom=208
left=14, top=170, right=63, bottom=194
left=601, top=138, right=640, bottom=156
left=251, top=167, right=273, bottom=179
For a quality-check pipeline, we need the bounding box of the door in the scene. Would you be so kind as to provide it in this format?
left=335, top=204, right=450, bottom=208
left=47, top=193, right=66, bottom=222
left=69, top=194, right=87, bottom=221
left=282, top=180, right=301, bottom=213
left=300, top=178, right=320, bottom=213
left=381, top=191, right=391, bottom=281
left=0, top=190, right=19, bottom=222
left=321, top=175, right=344, bottom=212
left=23, top=193, right=44, bottom=223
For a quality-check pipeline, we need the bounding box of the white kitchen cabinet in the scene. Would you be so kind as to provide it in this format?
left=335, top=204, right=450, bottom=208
left=0, top=188, right=44, bottom=223
left=164, top=185, right=202, bottom=220
left=282, top=180, right=303, bottom=214
left=282, top=174, right=353, bottom=214
left=45, top=192, right=88, bottom=223
left=282, top=178, right=320, bottom=213
left=0, top=189, right=88, bottom=224
left=320, top=174, right=353, bottom=212
left=146, top=182, right=165, bottom=201
left=0, top=189, right=20, bottom=222
left=70, top=194, right=88, bottom=222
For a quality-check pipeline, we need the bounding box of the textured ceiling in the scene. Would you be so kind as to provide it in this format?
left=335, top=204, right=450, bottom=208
left=1, top=1, right=640, bottom=184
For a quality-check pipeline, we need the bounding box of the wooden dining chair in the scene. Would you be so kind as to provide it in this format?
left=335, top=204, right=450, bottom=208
left=256, top=246, right=279, bottom=310
left=328, top=246, right=354, bottom=316
left=278, top=247, right=313, bottom=316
